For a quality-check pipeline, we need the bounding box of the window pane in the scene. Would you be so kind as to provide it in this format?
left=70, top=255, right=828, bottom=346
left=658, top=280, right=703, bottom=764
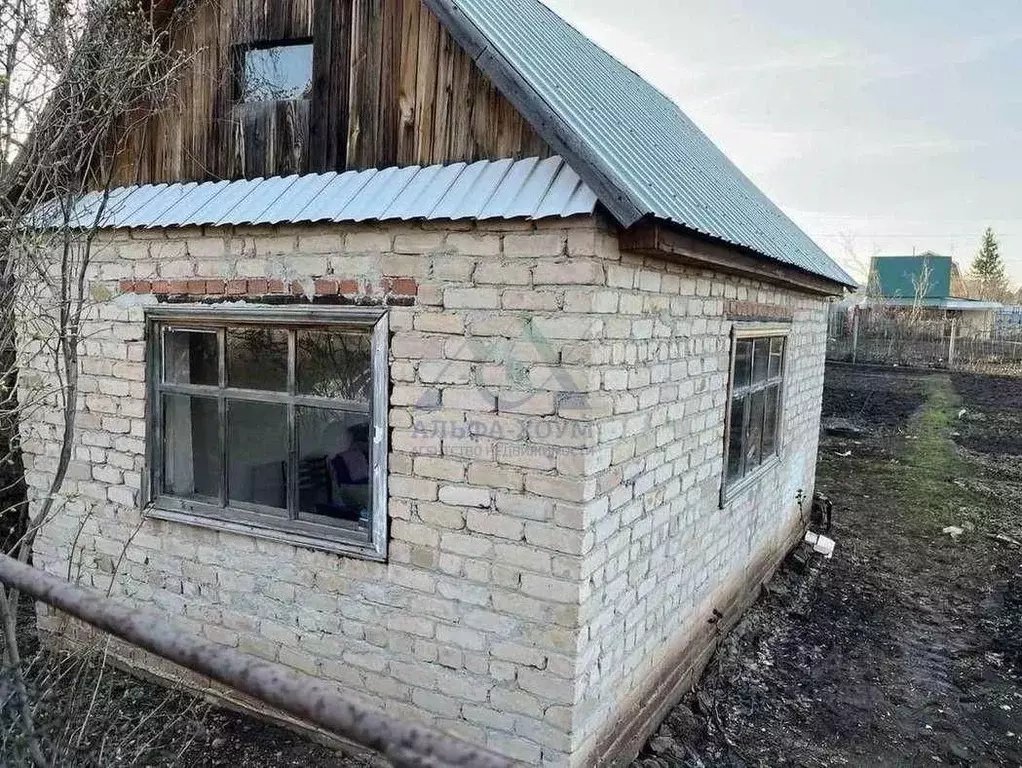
left=745, top=389, right=766, bottom=470
left=726, top=396, right=745, bottom=482
left=733, top=339, right=753, bottom=389
left=163, top=394, right=221, bottom=500
left=297, top=407, right=372, bottom=529
left=164, top=330, right=218, bottom=386
left=768, top=337, right=785, bottom=379
left=752, top=338, right=771, bottom=384
left=242, top=43, right=313, bottom=102
left=226, top=327, right=288, bottom=391
left=296, top=330, right=372, bottom=402
left=762, top=384, right=780, bottom=457
left=227, top=400, right=288, bottom=511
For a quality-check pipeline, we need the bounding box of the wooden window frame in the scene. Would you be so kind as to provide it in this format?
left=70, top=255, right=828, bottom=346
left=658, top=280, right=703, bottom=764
left=720, top=322, right=790, bottom=505
left=143, top=306, right=390, bottom=561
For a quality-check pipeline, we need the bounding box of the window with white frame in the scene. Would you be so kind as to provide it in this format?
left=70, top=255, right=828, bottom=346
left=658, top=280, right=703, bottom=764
left=723, top=326, right=788, bottom=496
left=146, top=307, right=389, bottom=559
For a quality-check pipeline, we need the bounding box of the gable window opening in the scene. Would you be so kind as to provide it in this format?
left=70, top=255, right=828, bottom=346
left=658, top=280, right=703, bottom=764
left=236, top=40, right=314, bottom=103
left=723, top=326, right=788, bottom=500
left=146, top=308, right=389, bottom=560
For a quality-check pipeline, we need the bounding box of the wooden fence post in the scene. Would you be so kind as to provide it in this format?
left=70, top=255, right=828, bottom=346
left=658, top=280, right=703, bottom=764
left=851, top=308, right=860, bottom=364
left=948, top=319, right=958, bottom=369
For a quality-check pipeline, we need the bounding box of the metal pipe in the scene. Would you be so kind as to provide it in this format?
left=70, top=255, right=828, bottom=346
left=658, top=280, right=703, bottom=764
left=0, top=555, right=514, bottom=768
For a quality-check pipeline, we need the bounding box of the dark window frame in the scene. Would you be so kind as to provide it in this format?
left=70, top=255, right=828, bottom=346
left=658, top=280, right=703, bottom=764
left=143, top=306, right=389, bottom=561
left=233, top=37, right=315, bottom=103
left=721, top=323, right=789, bottom=504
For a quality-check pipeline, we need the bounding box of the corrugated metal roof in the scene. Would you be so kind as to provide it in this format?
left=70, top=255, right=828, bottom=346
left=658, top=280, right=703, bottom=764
left=426, top=0, right=856, bottom=287
left=47, top=156, right=597, bottom=230
left=869, top=254, right=954, bottom=300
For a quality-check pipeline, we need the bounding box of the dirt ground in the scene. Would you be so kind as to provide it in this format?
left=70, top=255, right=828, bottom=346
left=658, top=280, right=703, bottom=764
left=636, top=363, right=1022, bottom=767
left=1, top=638, right=366, bottom=766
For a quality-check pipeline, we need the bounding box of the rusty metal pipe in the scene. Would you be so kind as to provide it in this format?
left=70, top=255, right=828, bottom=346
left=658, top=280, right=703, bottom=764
left=0, top=554, right=514, bottom=768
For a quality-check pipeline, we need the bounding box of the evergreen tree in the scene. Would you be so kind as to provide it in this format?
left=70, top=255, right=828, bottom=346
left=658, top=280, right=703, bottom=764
left=969, top=227, right=1009, bottom=301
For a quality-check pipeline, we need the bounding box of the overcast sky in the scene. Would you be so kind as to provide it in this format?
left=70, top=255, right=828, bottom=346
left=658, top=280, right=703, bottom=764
left=544, top=0, right=1022, bottom=284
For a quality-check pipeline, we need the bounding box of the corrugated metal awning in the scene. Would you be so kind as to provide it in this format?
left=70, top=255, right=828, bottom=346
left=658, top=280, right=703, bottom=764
left=44, top=156, right=598, bottom=230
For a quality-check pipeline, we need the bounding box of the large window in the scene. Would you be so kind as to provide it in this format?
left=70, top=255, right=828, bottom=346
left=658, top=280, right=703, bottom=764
left=723, top=326, right=788, bottom=499
left=237, top=41, right=314, bottom=102
left=146, top=307, right=389, bottom=560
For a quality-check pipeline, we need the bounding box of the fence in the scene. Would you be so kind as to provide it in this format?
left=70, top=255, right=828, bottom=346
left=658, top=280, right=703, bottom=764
left=827, top=306, right=1022, bottom=375
left=0, top=554, right=513, bottom=768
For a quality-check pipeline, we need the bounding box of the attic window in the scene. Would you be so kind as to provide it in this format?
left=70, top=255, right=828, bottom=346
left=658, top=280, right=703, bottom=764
left=239, top=41, right=313, bottom=102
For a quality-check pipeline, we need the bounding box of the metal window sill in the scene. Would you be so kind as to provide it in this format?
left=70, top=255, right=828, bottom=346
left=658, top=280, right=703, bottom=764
left=721, top=454, right=782, bottom=508
left=145, top=504, right=387, bottom=562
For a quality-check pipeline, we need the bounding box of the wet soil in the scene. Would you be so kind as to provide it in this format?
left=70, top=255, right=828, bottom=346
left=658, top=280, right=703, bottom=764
left=636, top=363, right=1022, bottom=767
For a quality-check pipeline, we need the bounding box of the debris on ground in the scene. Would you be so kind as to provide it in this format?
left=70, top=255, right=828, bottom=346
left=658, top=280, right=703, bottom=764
left=804, top=531, right=836, bottom=558
left=822, top=417, right=865, bottom=438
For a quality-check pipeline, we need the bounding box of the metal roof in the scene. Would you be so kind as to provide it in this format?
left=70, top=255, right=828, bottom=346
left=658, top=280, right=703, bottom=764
left=869, top=254, right=954, bottom=300
left=426, top=0, right=856, bottom=287
left=863, top=297, right=1003, bottom=312
left=46, top=156, right=597, bottom=230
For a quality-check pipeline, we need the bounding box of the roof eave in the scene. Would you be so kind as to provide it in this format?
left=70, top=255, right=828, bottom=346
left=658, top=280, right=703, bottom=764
left=621, top=220, right=854, bottom=297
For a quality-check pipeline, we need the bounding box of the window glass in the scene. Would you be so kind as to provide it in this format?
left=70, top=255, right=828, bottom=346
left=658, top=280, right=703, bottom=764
left=726, top=397, right=745, bottom=482
left=227, top=400, right=288, bottom=510
left=762, top=384, right=780, bottom=457
left=297, top=408, right=372, bottom=529
left=163, top=394, right=220, bottom=499
left=164, top=330, right=218, bottom=386
left=745, top=389, right=766, bottom=470
left=768, top=337, right=785, bottom=379
left=242, top=43, right=313, bottom=102
left=150, top=314, right=387, bottom=556
left=297, top=330, right=372, bottom=402
left=733, top=339, right=753, bottom=388
left=227, top=327, right=288, bottom=391
left=723, top=330, right=787, bottom=497
left=752, top=338, right=771, bottom=383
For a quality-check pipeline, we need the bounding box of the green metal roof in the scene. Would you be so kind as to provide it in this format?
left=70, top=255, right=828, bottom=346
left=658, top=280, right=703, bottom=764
left=425, top=0, right=856, bottom=288
left=869, top=253, right=953, bottom=299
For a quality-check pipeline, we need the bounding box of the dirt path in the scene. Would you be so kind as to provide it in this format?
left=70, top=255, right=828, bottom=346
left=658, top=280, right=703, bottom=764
left=636, top=365, right=1022, bottom=767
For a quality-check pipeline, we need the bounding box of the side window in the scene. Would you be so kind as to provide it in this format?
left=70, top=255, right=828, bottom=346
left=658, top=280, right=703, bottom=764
left=147, top=309, right=389, bottom=560
left=237, top=41, right=314, bottom=102
left=723, top=328, right=787, bottom=498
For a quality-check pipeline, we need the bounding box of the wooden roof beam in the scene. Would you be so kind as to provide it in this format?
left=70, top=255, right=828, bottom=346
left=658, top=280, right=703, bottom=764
left=620, top=222, right=848, bottom=298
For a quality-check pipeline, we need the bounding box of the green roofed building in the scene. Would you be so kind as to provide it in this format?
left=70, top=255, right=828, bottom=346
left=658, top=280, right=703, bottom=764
left=869, top=252, right=955, bottom=300
left=864, top=252, right=1001, bottom=333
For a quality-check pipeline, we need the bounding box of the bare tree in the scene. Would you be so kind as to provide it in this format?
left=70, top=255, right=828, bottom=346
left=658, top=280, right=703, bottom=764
left=0, top=0, right=197, bottom=762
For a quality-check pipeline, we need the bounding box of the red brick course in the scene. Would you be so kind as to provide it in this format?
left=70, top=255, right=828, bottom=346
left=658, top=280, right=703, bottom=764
left=724, top=300, right=794, bottom=321
left=116, top=277, right=419, bottom=304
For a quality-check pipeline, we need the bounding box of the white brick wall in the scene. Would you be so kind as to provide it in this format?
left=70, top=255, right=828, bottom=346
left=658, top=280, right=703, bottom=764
left=16, top=215, right=829, bottom=766
left=569, top=239, right=829, bottom=760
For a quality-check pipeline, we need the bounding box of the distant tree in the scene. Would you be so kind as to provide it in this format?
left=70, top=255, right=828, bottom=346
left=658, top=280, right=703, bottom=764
left=969, top=228, right=1010, bottom=301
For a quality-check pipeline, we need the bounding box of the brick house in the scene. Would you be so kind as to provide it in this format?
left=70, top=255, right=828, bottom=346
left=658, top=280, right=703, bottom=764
left=18, top=0, right=855, bottom=764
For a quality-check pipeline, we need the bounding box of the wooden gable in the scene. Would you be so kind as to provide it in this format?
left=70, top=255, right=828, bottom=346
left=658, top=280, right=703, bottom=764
left=110, top=0, right=552, bottom=185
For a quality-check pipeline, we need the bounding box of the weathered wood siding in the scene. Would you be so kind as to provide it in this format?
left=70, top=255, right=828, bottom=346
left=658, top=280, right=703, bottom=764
left=111, top=0, right=550, bottom=185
